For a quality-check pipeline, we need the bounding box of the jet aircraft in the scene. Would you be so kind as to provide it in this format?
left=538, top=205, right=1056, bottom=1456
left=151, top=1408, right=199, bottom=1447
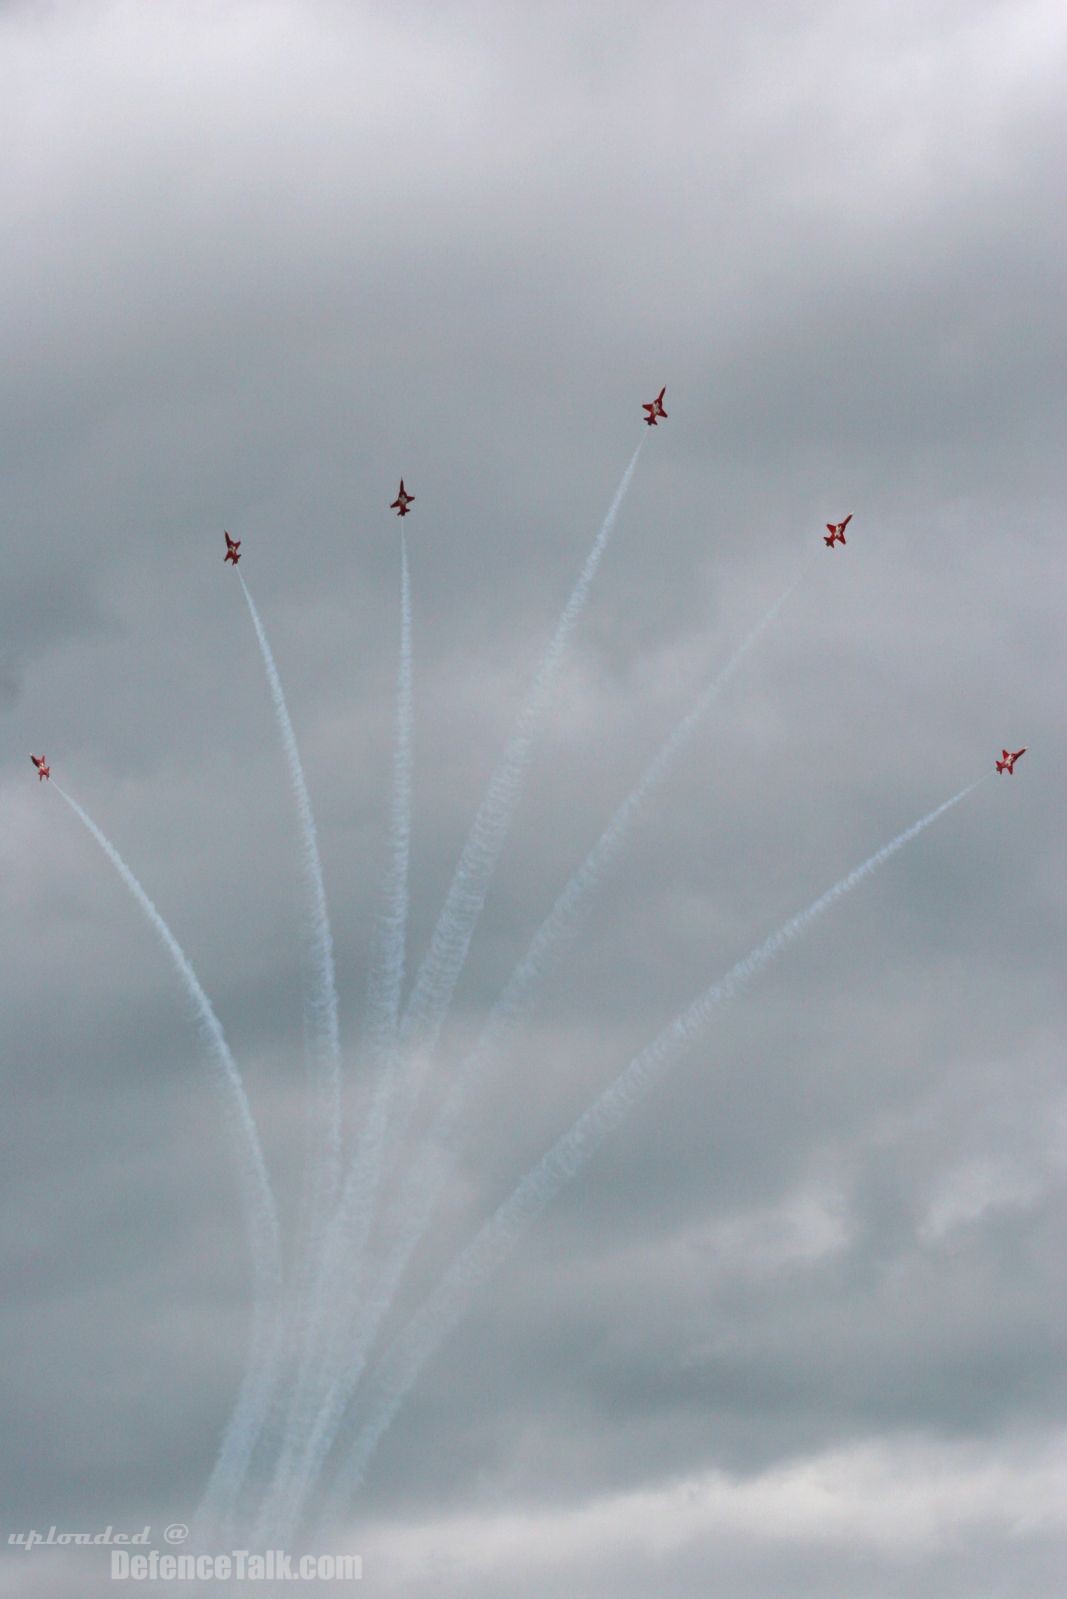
left=224, top=531, right=242, bottom=566
left=30, top=754, right=50, bottom=781
left=390, top=480, right=414, bottom=517
left=642, top=387, right=668, bottom=426
left=995, top=747, right=1026, bottom=775
left=824, top=514, right=852, bottom=547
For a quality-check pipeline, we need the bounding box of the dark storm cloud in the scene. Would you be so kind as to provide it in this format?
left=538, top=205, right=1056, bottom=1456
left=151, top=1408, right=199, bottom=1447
left=2, top=0, right=1065, bottom=1594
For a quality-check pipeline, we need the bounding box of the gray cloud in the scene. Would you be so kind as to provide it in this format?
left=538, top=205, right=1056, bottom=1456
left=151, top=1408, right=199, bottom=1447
left=2, top=0, right=1065, bottom=1593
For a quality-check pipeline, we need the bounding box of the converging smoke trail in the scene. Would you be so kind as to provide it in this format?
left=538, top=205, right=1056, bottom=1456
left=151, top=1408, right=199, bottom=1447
left=434, top=559, right=809, bottom=1163
left=385, top=439, right=645, bottom=1161
left=284, top=560, right=812, bottom=1517
left=254, top=534, right=415, bottom=1543
left=315, top=777, right=985, bottom=1530
left=312, top=532, right=414, bottom=1318
left=229, top=576, right=343, bottom=1532
left=362, top=528, right=414, bottom=1083
left=416, top=560, right=811, bottom=1205
left=239, top=575, right=342, bottom=1222
left=263, top=441, right=645, bottom=1541
left=51, top=784, right=283, bottom=1537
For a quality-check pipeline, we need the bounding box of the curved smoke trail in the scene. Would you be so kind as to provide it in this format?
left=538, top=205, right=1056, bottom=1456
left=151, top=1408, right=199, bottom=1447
left=384, top=439, right=645, bottom=1168
left=254, top=533, right=415, bottom=1542
left=361, top=529, right=414, bottom=1077
left=52, top=785, right=283, bottom=1537
left=426, top=560, right=812, bottom=1169
left=265, top=438, right=645, bottom=1539
left=284, top=560, right=812, bottom=1519
left=214, top=575, right=342, bottom=1533
left=239, top=571, right=341, bottom=1288
left=239, top=575, right=342, bottom=1233
left=314, top=778, right=985, bottom=1532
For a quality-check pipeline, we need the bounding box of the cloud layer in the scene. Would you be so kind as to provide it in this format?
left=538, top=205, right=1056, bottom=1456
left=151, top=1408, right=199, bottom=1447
left=2, top=1, right=1064, bottom=1593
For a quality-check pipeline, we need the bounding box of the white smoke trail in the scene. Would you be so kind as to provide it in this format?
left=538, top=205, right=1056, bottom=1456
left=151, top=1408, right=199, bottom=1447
left=404, top=559, right=812, bottom=1230
left=384, top=440, right=645, bottom=1164
left=258, top=439, right=645, bottom=1541
left=362, top=529, right=414, bottom=1073
left=52, top=784, right=283, bottom=1536
left=314, top=778, right=985, bottom=1531
left=253, top=533, right=415, bottom=1543
left=314, top=528, right=414, bottom=1307
left=239, top=575, right=342, bottom=1230
left=282, top=559, right=812, bottom=1518
left=222, top=576, right=342, bottom=1535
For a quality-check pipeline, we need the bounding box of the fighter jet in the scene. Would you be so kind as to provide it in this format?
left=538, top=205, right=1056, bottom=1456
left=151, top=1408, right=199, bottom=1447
left=824, top=514, right=852, bottom=548
left=30, top=754, right=50, bottom=781
left=642, top=387, right=668, bottom=427
left=390, top=480, right=414, bottom=517
left=995, top=747, right=1026, bottom=775
left=224, top=531, right=242, bottom=566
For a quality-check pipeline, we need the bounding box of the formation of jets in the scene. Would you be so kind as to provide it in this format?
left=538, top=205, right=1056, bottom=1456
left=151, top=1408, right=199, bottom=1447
left=390, top=480, right=414, bottom=518
left=642, top=387, right=668, bottom=427
left=29, top=398, right=1029, bottom=796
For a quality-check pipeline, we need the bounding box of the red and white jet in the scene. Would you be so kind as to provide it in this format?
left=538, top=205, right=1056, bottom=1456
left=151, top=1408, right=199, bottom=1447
left=30, top=754, right=50, bottom=781
left=390, top=480, right=414, bottom=517
left=995, top=747, right=1026, bottom=775
left=824, top=514, right=852, bottom=548
left=642, top=387, right=668, bottom=427
left=224, top=531, right=242, bottom=566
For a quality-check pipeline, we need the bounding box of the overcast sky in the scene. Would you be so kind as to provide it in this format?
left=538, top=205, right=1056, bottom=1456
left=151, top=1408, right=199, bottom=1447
left=2, top=0, right=1066, bottom=1593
